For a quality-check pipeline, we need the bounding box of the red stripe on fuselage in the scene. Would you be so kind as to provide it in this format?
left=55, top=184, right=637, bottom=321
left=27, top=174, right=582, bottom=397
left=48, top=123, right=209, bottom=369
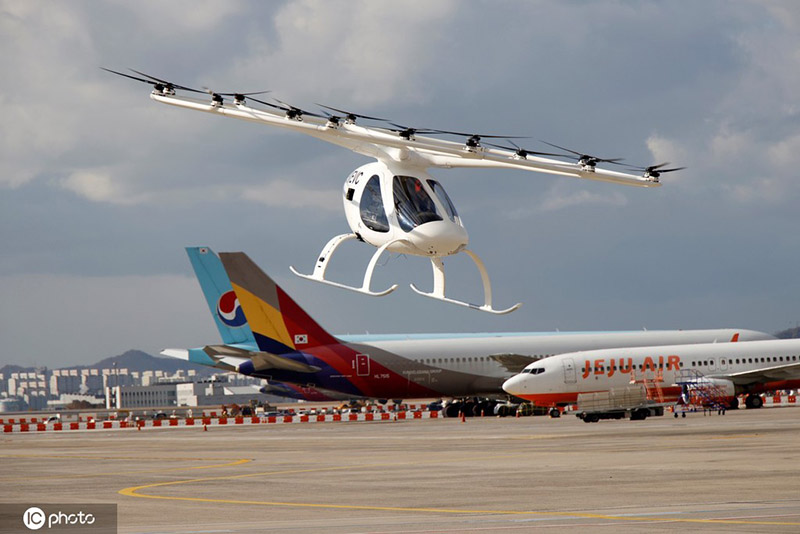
left=276, top=287, right=440, bottom=398
left=749, top=379, right=800, bottom=394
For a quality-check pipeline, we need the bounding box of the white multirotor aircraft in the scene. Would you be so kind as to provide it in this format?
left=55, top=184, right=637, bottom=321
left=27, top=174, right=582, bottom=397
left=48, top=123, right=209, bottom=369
left=105, top=68, right=681, bottom=314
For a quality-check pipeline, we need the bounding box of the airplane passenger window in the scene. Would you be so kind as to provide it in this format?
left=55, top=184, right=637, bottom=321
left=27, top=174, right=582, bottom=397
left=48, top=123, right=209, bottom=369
left=359, top=175, right=389, bottom=232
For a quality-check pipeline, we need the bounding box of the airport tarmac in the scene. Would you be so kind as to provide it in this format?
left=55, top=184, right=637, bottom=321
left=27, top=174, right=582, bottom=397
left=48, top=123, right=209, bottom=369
left=2, top=407, right=799, bottom=533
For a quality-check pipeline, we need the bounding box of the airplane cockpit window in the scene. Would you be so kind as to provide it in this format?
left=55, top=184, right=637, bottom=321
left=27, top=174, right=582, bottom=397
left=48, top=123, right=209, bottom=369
left=393, top=175, right=443, bottom=232
left=522, top=368, right=544, bottom=375
left=360, top=174, right=389, bottom=232
left=427, top=179, right=460, bottom=224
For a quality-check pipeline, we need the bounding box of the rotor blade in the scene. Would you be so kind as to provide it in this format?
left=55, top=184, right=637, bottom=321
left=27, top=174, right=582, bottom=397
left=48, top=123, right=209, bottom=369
left=647, top=162, right=671, bottom=171
left=273, top=98, right=326, bottom=118
left=540, top=140, right=584, bottom=157
left=218, top=90, right=272, bottom=97
left=430, top=129, right=527, bottom=140
left=316, top=104, right=388, bottom=122
left=101, top=67, right=159, bottom=85
left=128, top=68, right=205, bottom=94
left=386, top=123, right=439, bottom=135
left=541, top=140, right=624, bottom=164
left=483, top=141, right=567, bottom=158
left=248, top=96, right=285, bottom=110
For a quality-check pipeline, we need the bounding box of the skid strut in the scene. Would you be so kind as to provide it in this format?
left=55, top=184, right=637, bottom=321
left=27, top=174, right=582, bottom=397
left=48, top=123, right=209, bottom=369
left=290, top=233, right=399, bottom=296
left=410, top=250, right=521, bottom=315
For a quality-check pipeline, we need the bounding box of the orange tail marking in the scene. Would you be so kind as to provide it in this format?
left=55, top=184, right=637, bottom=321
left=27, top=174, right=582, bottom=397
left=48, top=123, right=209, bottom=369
left=731, top=333, right=739, bottom=342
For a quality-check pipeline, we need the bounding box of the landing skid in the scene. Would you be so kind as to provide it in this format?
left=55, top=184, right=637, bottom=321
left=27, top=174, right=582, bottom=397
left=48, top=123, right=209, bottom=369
left=409, top=251, right=522, bottom=315
left=292, top=236, right=521, bottom=314
left=290, top=233, right=399, bottom=297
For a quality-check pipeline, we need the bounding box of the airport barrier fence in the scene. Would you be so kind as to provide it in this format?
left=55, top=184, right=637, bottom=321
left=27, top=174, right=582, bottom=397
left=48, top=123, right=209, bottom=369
left=1, top=409, right=446, bottom=433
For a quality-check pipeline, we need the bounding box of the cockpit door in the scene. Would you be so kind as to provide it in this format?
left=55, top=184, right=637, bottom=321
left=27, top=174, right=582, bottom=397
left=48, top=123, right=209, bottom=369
left=563, top=358, right=577, bottom=384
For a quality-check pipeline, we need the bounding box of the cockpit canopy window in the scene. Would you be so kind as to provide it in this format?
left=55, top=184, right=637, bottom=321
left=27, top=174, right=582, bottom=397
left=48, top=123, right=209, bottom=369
left=427, top=179, right=459, bottom=224
left=393, top=175, right=442, bottom=232
left=522, top=367, right=545, bottom=375
left=359, top=174, right=389, bottom=232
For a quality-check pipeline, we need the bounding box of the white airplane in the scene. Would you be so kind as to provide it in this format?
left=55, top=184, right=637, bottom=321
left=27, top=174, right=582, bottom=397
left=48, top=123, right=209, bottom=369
left=104, top=68, right=680, bottom=314
left=165, top=249, right=774, bottom=415
left=503, top=338, right=800, bottom=411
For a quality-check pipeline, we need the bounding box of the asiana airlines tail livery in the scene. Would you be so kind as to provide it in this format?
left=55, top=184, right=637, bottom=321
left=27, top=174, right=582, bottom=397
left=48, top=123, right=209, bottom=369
left=503, top=339, right=800, bottom=409
left=163, top=248, right=774, bottom=402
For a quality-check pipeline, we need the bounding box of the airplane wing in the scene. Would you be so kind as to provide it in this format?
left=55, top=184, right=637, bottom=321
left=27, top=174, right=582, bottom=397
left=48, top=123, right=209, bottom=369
left=489, top=353, right=539, bottom=374
left=162, top=345, right=321, bottom=374
left=722, top=361, right=800, bottom=386
left=146, top=92, right=660, bottom=188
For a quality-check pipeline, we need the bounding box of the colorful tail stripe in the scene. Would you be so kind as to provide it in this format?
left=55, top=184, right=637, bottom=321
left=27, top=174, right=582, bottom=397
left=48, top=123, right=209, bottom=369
left=186, top=247, right=256, bottom=346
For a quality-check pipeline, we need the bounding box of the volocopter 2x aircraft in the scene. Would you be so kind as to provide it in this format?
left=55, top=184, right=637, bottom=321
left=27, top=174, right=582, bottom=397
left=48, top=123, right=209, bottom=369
left=105, top=68, right=683, bottom=314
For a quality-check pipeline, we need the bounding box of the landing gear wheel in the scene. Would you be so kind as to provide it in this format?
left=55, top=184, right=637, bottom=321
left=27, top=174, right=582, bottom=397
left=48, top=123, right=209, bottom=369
left=745, top=395, right=763, bottom=409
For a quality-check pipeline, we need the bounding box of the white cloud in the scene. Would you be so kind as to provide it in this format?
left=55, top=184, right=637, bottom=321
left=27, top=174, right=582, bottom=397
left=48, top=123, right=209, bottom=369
left=229, top=0, right=458, bottom=105
left=60, top=170, right=130, bottom=204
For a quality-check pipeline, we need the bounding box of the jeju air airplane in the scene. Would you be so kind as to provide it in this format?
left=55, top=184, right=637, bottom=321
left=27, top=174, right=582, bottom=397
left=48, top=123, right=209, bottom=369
left=162, top=248, right=773, bottom=413
left=502, top=339, right=800, bottom=410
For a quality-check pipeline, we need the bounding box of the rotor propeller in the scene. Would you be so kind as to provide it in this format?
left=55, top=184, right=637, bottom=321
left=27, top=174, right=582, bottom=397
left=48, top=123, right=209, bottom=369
left=429, top=129, right=527, bottom=149
left=484, top=140, right=566, bottom=159
left=627, top=162, right=686, bottom=178
left=101, top=68, right=206, bottom=95
left=248, top=97, right=325, bottom=120
left=541, top=141, right=625, bottom=167
left=202, top=87, right=271, bottom=106
left=385, top=123, right=440, bottom=140
left=316, top=104, right=388, bottom=125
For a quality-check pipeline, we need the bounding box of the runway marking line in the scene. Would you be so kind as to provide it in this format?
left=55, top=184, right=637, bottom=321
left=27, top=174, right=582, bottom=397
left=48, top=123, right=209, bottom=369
left=118, top=458, right=800, bottom=527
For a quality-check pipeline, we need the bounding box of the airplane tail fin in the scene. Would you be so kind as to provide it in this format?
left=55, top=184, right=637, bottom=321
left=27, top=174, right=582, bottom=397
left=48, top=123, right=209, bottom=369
left=219, top=252, right=339, bottom=354
left=186, top=246, right=256, bottom=346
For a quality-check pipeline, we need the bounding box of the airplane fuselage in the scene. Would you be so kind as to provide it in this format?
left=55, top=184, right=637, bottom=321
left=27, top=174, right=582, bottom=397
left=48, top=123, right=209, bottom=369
left=229, top=329, right=773, bottom=399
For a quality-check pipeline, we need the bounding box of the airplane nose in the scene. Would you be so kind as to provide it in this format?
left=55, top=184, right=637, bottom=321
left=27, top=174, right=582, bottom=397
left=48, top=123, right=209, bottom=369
left=502, top=374, right=525, bottom=395
left=407, top=221, right=468, bottom=256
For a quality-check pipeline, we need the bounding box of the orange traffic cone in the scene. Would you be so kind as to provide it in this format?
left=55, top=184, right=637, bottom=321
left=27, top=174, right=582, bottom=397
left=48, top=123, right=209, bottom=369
left=460, top=412, right=466, bottom=423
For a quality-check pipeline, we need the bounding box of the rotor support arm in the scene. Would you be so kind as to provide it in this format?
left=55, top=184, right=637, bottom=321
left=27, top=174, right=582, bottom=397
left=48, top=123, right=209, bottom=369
left=148, top=93, right=660, bottom=188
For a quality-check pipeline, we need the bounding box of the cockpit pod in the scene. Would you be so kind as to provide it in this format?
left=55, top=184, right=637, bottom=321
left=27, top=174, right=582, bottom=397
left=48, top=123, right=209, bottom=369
left=342, top=162, right=467, bottom=257
left=291, top=161, right=521, bottom=314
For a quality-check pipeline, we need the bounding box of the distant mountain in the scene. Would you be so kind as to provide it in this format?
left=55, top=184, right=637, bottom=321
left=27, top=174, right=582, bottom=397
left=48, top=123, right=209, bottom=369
left=85, top=349, right=214, bottom=375
left=775, top=327, right=800, bottom=339
left=1, top=349, right=216, bottom=377
left=0, top=364, right=30, bottom=376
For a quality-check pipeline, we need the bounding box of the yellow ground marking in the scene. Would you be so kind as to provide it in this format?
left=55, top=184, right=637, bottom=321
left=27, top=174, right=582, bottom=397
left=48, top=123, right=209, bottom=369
left=119, top=457, right=800, bottom=527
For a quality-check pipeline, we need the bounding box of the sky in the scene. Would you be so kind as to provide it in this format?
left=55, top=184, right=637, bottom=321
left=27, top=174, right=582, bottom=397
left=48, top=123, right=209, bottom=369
left=1, top=0, right=799, bottom=368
